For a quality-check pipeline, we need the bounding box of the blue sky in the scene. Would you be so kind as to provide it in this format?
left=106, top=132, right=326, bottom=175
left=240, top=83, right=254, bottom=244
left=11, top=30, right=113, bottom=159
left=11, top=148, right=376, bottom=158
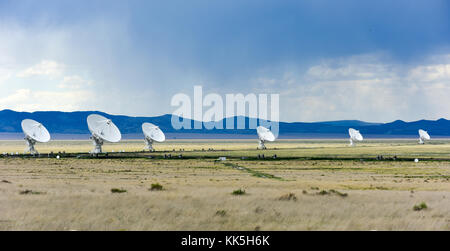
left=0, top=0, right=449, bottom=122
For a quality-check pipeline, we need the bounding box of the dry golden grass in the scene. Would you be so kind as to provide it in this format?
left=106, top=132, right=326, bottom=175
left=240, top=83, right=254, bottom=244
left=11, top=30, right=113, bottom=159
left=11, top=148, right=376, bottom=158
left=3, top=138, right=450, bottom=159
left=0, top=140, right=449, bottom=230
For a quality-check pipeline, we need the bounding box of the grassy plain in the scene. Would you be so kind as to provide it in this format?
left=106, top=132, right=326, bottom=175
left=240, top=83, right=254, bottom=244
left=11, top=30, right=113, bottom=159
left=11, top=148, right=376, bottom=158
left=0, top=139, right=449, bottom=230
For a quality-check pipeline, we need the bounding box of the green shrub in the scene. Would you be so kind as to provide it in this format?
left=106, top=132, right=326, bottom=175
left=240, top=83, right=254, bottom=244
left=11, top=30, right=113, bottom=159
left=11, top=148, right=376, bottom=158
left=317, top=189, right=348, bottom=197
left=413, top=202, right=428, bottom=211
left=329, top=189, right=348, bottom=197
left=317, top=190, right=329, bottom=195
left=215, top=210, right=227, bottom=217
left=232, top=189, right=246, bottom=195
left=111, top=188, right=127, bottom=193
left=150, top=183, right=163, bottom=191
left=19, top=190, right=45, bottom=195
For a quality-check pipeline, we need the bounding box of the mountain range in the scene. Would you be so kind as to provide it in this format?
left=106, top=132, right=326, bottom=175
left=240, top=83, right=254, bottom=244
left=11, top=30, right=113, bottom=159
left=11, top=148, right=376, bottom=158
left=1, top=109, right=449, bottom=138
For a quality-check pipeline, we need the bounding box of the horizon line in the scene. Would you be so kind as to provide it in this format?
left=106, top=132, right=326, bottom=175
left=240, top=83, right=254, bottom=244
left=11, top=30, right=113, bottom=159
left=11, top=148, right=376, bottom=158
left=0, top=108, right=448, bottom=125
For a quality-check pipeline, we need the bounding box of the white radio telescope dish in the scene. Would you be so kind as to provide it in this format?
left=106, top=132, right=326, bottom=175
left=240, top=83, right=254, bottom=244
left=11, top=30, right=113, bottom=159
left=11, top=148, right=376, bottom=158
left=418, top=129, right=430, bottom=144
left=257, top=126, right=276, bottom=149
left=348, top=128, right=363, bottom=146
left=142, top=122, right=165, bottom=151
left=87, top=114, right=121, bottom=153
left=21, top=119, right=51, bottom=154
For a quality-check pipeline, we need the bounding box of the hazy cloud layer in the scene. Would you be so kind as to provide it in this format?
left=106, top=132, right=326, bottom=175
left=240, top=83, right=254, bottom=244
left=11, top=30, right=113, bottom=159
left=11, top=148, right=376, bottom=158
left=254, top=53, right=450, bottom=122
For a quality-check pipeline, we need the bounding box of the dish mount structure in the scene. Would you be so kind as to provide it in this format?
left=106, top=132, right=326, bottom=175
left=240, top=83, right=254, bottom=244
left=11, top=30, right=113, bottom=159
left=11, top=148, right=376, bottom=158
left=348, top=128, right=363, bottom=146
left=21, top=119, right=51, bottom=154
left=142, top=122, right=165, bottom=151
left=257, top=126, right=276, bottom=149
left=418, top=129, right=431, bottom=144
left=87, top=114, right=121, bottom=154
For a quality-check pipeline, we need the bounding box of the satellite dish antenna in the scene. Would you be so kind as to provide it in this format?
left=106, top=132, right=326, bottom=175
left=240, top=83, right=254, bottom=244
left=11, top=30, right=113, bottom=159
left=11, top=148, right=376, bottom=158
left=348, top=128, right=363, bottom=146
left=142, top=122, right=165, bottom=151
left=418, top=129, right=430, bottom=144
left=87, top=114, right=121, bottom=153
left=21, top=119, right=51, bottom=154
left=257, top=126, right=276, bottom=149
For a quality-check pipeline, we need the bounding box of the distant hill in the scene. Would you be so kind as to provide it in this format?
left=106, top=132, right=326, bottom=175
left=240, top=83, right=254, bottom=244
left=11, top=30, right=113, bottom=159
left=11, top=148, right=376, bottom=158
left=0, top=109, right=449, bottom=137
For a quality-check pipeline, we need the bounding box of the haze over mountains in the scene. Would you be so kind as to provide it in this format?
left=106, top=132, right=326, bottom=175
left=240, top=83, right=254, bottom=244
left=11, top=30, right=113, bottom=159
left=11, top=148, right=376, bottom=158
left=0, top=109, right=449, bottom=139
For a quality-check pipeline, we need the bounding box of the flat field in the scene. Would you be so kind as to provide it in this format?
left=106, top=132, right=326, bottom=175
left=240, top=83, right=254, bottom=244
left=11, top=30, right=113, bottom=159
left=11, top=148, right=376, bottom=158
left=0, top=139, right=449, bottom=230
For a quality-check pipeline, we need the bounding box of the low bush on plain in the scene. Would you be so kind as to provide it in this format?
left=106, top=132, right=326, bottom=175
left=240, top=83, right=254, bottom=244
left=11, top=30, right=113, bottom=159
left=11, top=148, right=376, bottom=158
left=215, top=210, right=227, bottom=217
left=317, top=189, right=348, bottom=197
left=19, top=190, right=45, bottom=195
left=232, top=189, right=246, bottom=195
left=150, top=183, right=163, bottom=191
left=111, top=188, right=127, bottom=193
left=413, top=202, right=428, bottom=211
